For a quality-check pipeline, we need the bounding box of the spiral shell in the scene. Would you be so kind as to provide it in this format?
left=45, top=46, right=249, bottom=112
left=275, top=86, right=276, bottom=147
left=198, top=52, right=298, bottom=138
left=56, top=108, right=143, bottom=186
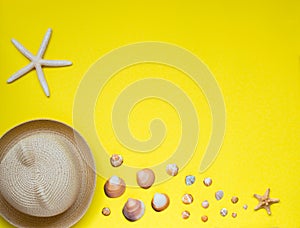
left=151, top=193, right=170, bottom=212
left=136, top=168, right=155, bottom=189
left=104, top=176, right=126, bottom=198
left=122, top=198, right=145, bottom=222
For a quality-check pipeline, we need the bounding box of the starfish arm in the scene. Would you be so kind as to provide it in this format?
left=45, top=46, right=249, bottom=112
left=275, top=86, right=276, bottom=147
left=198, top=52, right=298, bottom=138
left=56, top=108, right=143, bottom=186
left=269, top=198, right=280, bottom=203
left=7, top=62, right=35, bottom=83
left=35, top=64, right=50, bottom=97
left=254, top=202, right=263, bottom=210
left=37, top=28, right=52, bottom=58
left=40, top=59, right=72, bottom=67
left=253, top=194, right=262, bottom=200
left=11, top=39, right=35, bottom=60
left=264, top=188, right=270, bottom=198
left=264, top=205, right=271, bottom=215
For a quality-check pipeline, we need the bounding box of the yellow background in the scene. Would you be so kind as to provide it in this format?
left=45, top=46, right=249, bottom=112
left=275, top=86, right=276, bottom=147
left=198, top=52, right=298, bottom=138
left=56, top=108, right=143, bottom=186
left=0, top=0, right=300, bottom=227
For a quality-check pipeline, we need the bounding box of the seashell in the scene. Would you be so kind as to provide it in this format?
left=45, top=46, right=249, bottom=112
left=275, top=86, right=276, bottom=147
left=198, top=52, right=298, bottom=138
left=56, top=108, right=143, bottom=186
left=215, top=190, right=224, bottom=200
left=136, top=168, right=155, bottom=189
left=203, top=177, right=212, bottom=187
left=220, top=208, right=228, bottom=217
left=243, top=204, right=248, bottom=210
left=201, top=200, right=209, bottom=209
left=232, top=212, right=237, bottom=218
left=110, top=154, right=123, bottom=167
left=102, top=207, right=111, bottom=216
left=182, top=210, right=190, bottom=219
left=185, top=175, right=195, bottom=185
left=201, top=215, right=208, bottom=222
left=104, top=176, right=126, bottom=198
left=182, top=193, right=193, bottom=204
left=166, top=164, right=179, bottom=176
left=151, top=193, right=170, bottom=212
left=122, top=198, right=145, bottom=222
left=231, top=196, right=239, bottom=204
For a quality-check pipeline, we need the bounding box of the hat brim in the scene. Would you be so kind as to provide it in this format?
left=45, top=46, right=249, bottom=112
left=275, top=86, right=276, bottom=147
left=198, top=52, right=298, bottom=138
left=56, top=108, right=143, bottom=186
left=0, top=119, right=96, bottom=228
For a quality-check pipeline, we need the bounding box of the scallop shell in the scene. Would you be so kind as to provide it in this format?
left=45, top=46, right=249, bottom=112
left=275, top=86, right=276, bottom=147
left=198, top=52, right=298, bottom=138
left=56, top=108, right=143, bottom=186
left=136, top=168, right=155, bottom=189
left=151, top=193, right=170, bottom=212
left=122, top=198, right=145, bottom=222
left=102, top=207, right=111, bottom=216
left=104, top=176, right=126, bottom=198
left=166, top=164, right=179, bottom=176
left=110, top=154, right=123, bottom=167
left=215, top=190, right=224, bottom=200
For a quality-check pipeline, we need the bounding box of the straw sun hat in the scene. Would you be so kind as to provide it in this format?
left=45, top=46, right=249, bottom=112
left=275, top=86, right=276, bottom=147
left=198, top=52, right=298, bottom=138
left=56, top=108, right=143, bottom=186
left=0, top=120, right=96, bottom=227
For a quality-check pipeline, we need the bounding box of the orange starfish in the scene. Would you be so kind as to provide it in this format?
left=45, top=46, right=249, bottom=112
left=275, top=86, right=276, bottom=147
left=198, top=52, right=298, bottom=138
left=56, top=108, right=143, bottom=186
left=254, top=188, right=279, bottom=215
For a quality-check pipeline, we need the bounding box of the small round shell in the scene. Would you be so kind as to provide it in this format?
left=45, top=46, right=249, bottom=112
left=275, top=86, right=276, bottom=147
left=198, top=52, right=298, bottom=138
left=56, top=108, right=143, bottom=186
left=201, top=200, right=209, bottom=209
left=122, top=198, right=145, bottom=222
left=136, top=168, right=155, bottom=189
left=182, top=210, right=190, bottom=219
left=185, top=175, right=195, bottom=185
left=166, top=164, right=179, bottom=176
left=243, top=204, right=248, bottom=210
left=151, top=193, right=170, bottom=212
left=102, top=207, right=111, bottom=216
left=215, top=190, right=224, bottom=200
left=201, top=215, right=208, bottom=222
left=110, top=154, right=123, bottom=167
left=231, top=196, right=239, bottom=204
left=203, top=177, right=212, bottom=187
left=220, top=208, right=228, bottom=217
left=104, top=176, right=126, bottom=198
left=232, top=212, right=237, bottom=218
left=182, top=193, right=193, bottom=204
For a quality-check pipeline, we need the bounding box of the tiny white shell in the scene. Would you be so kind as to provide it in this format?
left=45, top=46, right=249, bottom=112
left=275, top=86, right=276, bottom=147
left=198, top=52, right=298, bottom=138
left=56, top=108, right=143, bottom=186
left=201, top=200, right=209, bottom=209
left=166, top=164, right=179, bottom=176
left=182, top=210, right=190, bottom=219
left=220, top=208, right=228, bottom=217
left=203, top=177, right=212, bottom=187
left=185, top=175, right=195, bottom=185
left=182, top=193, right=193, bottom=204
left=215, top=190, right=224, bottom=200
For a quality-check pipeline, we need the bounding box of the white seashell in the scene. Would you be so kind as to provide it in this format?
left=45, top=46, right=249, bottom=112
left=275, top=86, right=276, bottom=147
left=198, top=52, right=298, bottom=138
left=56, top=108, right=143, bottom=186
left=185, top=175, right=195, bottom=185
left=201, top=200, right=209, bottom=209
left=122, top=198, right=145, bottom=222
left=110, top=154, right=123, bottom=167
left=203, top=177, right=212, bottom=187
left=215, top=190, right=224, bottom=200
left=220, top=208, right=228, bottom=217
left=136, top=168, right=155, bottom=189
left=151, top=193, right=170, bottom=212
left=166, top=164, right=179, bottom=176
left=104, top=176, right=126, bottom=198
left=182, top=210, right=190, bottom=219
left=182, top=193, right=193, bottom=204
left=243, top=204, right=248, bottom=210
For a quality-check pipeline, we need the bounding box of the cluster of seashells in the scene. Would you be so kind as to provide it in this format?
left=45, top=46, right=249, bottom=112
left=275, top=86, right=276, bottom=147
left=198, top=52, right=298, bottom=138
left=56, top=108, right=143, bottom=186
left=103, top=155, right=176, bottom=221
left=103, top=156, right=247, bottom=222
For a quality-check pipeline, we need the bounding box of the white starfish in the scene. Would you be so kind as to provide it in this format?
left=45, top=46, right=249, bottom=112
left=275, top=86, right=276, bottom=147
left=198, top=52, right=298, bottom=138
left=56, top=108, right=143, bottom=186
left=7, top=28, right=72, bottom=97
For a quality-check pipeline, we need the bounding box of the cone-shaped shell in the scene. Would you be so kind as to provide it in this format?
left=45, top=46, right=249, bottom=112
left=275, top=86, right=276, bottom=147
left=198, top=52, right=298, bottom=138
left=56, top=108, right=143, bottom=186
left=122, top=198, right=145, bottom=221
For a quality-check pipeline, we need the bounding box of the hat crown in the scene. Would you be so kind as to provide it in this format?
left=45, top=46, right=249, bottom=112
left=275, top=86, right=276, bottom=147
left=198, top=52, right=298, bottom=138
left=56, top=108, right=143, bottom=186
left=0, top=133, right=80, bottom=217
